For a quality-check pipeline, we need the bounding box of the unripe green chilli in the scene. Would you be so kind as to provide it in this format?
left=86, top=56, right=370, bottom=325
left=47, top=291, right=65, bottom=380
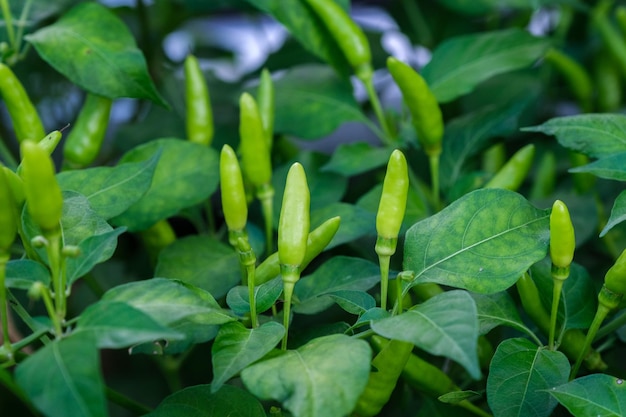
left=376, top=150, right=409, bottom=240
left=239, top=92, right=272, bottom=187
left=549, top=200, right=575, bottom=269
left=220, top=144, right=248, bottom=232
left=278, top=163, right=310, bottom=268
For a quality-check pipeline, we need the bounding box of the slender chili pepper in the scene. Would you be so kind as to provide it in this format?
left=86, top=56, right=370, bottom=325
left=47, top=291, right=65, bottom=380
left=63, top=94, right=112, bottom=169
left=529, top=151, right=556, bottom=200
left=304, top=0, right=372, bottom=82
left=375, top=150, right=408, bottom=311
left=0, top=63, right=45, bottom=143
left=544, top=48, right=593, bottom=112
left=0, top=166, right=17, bottom=251
left=220, top=144, right=248, bottom=247
left=184, top=54, right=214, bottom=146
left=353, top=336, right=413, bottom=417
left=257, top=68, right=274, bottom=149
left=1, top=166, right=23, bottom=206
left=278, top=162, right=310, bottom=349
left=19, top=140, right=63, bottom=234
left=484, top=144, right=535, bottom=191
left=255, top=216, right=341, bottom=285
left=481, top=143, right=506, bottom=175
left=548, top=200, right=575, bottom=350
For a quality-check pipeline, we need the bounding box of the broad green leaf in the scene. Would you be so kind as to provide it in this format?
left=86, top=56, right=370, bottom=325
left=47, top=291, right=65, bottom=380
left=227, top=276, right=283, bottom=316
left=530, top=259, right=597, bottom=330
left=471, top=291, right=537, bottom=339
left=550, top=374, right=626, bottom=417
left=293, top=256, right=380, bottom=314
left=327, top=290, right=376, bottom=315
left=25, top=2, right=167, bottom=106
left=241, top=334, right=371, bottom=417
left=310, top=202, right=376, bottom=249
left=65, top=227, right=125, bottom=284
left=111, top=138, right=219, bottom=231
left=102, top=278, right=235, bottom=327
left=129, top=323, right=219, bottom=356
left=146, top=384, right=266, bottom=417
left=15, top=332, right=107, bottom=417
left=570, top=152, right=626, bottom=181
left=75, top=300, right=183, bottom=349
left=245, top=0, right=352, bottom=76
left=422, top=28, right=551, bottom=103
left=440, top=101, right=528, bottom=192
left=487, top=338, right=570, bottom=417
left=321, top=143, right=393, bottom=176
left=601, top=190, right=626, bottom=237
left=371, top=290, right=481, bottom=379
left=5, top=259, right=50, bottom=289
left=57, top=151, right=159, bottom=220
left=403, top=188, right=550, bottom=294
left=211, top=321, right=285, bottom=392
left=272, top=65, right=369, bottom=139
left=523, top=114, right=626, bottom=159
left=155, top=235, right=240, bottom=299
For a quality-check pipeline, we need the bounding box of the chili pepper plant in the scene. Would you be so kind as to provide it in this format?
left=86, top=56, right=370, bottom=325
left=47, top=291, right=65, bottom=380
left=2, top=1, right=626, bottom=416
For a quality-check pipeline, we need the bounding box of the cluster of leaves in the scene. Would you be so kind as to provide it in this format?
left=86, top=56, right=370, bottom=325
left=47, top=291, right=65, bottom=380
left=1, top=1, right=626, bottom=417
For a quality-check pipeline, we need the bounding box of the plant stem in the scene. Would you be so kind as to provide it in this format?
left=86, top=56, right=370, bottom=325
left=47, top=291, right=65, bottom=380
left=45, top=230, right=65, bottom=328
left=549, top=278, right=564, bottom=350
left=378, top=254, right=390, bottom=311
left=428, top=153, right=440, bottom=211
left=105, top=386, right=152, bottom=415
left=595, top=310, right=626, bottom=340
left=257, top=185, right=274, bottom=256
left=570, top=302, right=611, bottom=380
left=362, top=75, right=393, bottom=144
left=0, top=0, right=15, bottom=51
left=40, top=285, right=62, bottom=338
left=281, top=281, right=294, bottom=350
left=247, top=265, right=258, bottom=328
left=7, top=291, right=51, bottom=345
left=14, top=0, right=32, bottom=57
left=0, top=253, right=11, bottom=354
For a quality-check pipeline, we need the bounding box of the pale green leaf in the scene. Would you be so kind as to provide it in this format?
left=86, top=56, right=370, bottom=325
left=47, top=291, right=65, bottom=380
left=549, top=374, right=626, bottom=417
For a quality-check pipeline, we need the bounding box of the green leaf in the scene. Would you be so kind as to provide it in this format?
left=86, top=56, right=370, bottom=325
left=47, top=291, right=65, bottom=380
left=327, top=290, right=376, bottom=315
left=245, top=0, right=352, bottom=76
left=25, top=2, right=167, bottom=106
left=523, top=114, right=626, bottom=159
left=310, top=202, right=376, bottom=249
left=530, top=259, right=597, bottom=330
left=569, top=152, right=626, bottom=181
left=155, top=235, right=240, bottom=299
left=241, top=334, right=371, bottom=417
left=226, top=276, right=283, bottom=316
left=66, top=227, right=126, bottom=284
left=321, top=143, right=393, bottom=176
left=403, top=188, right=550, bottom=294
left=487, top=338, right=570, bottom=417
left=75, top=300, right=183, bottom=349
left=111, top=138, right=219, bottom=231
left=371, top=290, right=481, bottom=379
left=15, top=332, right=107, bottom=417
left=6, top=259, right=50, bottom=289
left=601, top=190, right=626, bottom=237
left=549, top=374, right=626, bottom=417
left=293, top=256, right=380, bottom=314
left=471, top=291, right=537, bottom=339
left=272, top=65, right=369, bottom=139
left=422, top=28, right=551, bottom=103
left=440, top=101, right=528, bottom=192
left=146, top=384, right=266, bottom=417
left=211, top=321, right=285, bottom=392
left=102, top=278, right=235, bottom=327
left=57, top=151, right=159, bottom=220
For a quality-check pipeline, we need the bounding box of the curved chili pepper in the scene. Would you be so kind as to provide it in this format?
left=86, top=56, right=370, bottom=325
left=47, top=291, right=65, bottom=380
left=0, top=63, right=45, bottom=143
left=484, top=144, right=535, bottom=191
left=184, top=54, right=214, bottom=146
left=0, top=166, right=17, bottom=252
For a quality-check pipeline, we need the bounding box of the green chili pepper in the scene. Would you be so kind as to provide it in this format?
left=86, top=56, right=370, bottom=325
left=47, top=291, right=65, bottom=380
left=593, top=0, right=626, bottom=77
left=0, top=63, right=45, bottom=143
left=484, top=144, right=535, bottom=191
left=0, top=166, right=17, bottom=251
left=544, top=48, right=593, bottom=113
left=255, top=216, right=341, bottom=285
left=529, top=151, right=556, bottom=200
left=63, top=94, right=112, bottom=169
left=220, top=144, right=248, bottom=246
left=257, top=68, right=274, bottom=149
left=38, top=130, right=63, bottom=155
left=1, top=166, right=24, bottom=206
left=184, top=54, right=214, bottom=146
left=19, top=140, right=63, bottom=234
left=604, top=248, right=626, bottom=296
left=304, top=0, right=372, bottom=82
left=387, top=57, right=443, bottom=157
left=375, top=149, right=408, bottom=311
left=278, top=162, right=310, bottom=349
left=481, top=143, right=506, bottom=175
left=353, top=336, right=413, bottom=417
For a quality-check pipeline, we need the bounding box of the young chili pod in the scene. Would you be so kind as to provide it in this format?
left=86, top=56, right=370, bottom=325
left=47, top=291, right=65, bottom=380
left=0, top=63, right=45, bottom=143
left=387, top=57, right=443, bottom=157
left=19, top=140, right=63, bottom=233
left=239, top=92, right=272, bottom=188
left=603, top=248, right=626, bottom=299
left=550, top=200, right=575, bottom=274
left=304, top=0, right=373, bottom=81
left=0, top=167, right=18, bottom=251
left=255, top=216, right=341, bottom=285
left=220, top=144, right=248, bottom=245
left=63, top=94, right=112, bottom=169
left=278, top=162, right=310, bottom=273
left=376, top=149, right=409, bottom=255
left=484, top=144, right=535, bottom=191
left=184, top=55, right=214, bottom=146
left=1, top=166, right=24, bottom=206
left=257, top=68, right=274, bottom=148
